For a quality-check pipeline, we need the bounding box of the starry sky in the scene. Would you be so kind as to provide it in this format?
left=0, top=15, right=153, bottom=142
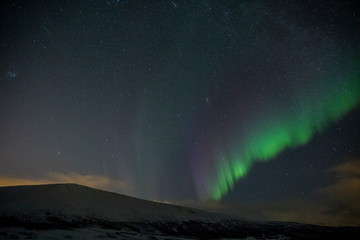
left=1, top=0, right=359, bottom=226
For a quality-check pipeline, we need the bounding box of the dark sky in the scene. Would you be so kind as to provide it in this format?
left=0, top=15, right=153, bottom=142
left=1, top=0, right=359, bottom=226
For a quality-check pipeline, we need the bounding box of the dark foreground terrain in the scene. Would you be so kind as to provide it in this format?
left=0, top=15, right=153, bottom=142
left=0, top=184, right=359, bottom=239
left=1, top=217, right=360, bottom=240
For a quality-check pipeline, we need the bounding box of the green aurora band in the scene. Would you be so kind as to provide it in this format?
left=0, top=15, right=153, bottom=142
left=207, top=64, right=360, bottom=200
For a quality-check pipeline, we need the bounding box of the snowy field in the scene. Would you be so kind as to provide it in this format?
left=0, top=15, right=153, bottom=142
left=0, top=227, right=290, bottom=240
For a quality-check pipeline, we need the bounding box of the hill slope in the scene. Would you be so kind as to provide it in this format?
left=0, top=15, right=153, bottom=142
left=0, top=184, right=359, bottom=240
left=0, top=183, right=219, bottom=223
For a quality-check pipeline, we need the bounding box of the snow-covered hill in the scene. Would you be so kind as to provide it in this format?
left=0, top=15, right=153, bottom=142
left=0, top=183, right=220, bottom=223
left=0, top=184, right=359, bottom=240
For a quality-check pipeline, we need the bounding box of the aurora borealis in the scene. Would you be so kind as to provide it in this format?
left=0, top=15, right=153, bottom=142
left=1, top=0, right=360, bottom=226
left=196, top=63, right=360, bottom=200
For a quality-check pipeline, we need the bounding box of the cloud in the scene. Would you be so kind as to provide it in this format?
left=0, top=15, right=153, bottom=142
left=46, top=172, right=128, bottom=193
left=259, top=160, right=360, bottom=226
left=173, top=159, right=360, bottom=227
left=318, top=160, right=360, bottom=223
left=0, top=176, right=48, bottom=186
left=328, top=160, right=360, bottom=177
left=0, top=172, right=132, bottom=195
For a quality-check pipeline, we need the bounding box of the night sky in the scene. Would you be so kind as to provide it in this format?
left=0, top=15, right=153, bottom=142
left=1, top=0, right=359, bottom=226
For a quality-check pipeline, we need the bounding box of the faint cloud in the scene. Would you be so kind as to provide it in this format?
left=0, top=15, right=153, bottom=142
left=172, top=159, right=360, bottom=227
left=46, top=172, right=127, bottom=192
left=318, top=159, right=360, bottom=224
left=0, top=176, right=47, bottom=186
left=328, top=160, right=360, bottom=177
left=0, top=172, right=132, bottom=195
left=259, top=159, right=360, bottom=226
